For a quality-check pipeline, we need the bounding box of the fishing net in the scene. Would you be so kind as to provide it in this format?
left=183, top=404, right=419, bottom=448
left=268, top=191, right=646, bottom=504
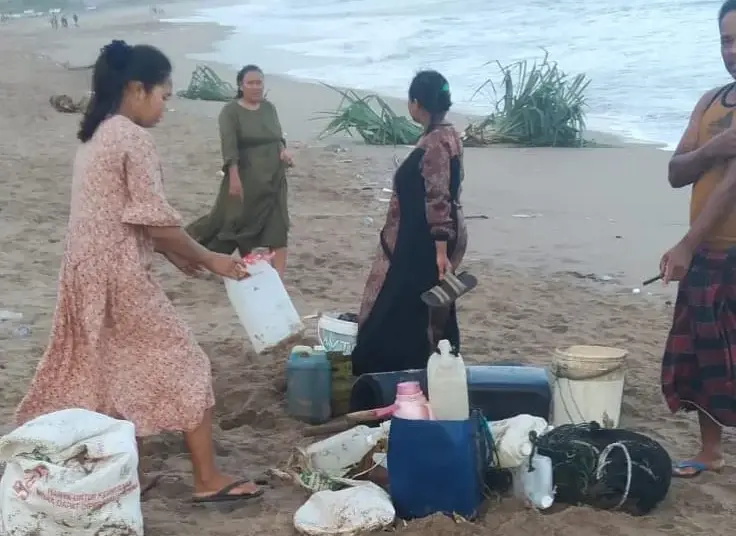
left=176, top=65, right=236, bottom=102
left=533, top=422, right=671, bottom=515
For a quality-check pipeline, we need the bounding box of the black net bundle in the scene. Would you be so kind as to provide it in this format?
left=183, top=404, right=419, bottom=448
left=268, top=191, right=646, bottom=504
left=533, top=422, right=672, bottom=515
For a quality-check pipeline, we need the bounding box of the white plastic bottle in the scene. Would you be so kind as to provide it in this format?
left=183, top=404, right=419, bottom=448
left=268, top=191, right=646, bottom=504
left=427, top=339, right=469, bottom=420
left=511, top=454, right=555, bottom=510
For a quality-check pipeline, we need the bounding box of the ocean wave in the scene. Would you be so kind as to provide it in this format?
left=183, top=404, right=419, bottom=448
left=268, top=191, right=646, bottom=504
left=175, top=0, right=729, bottom=147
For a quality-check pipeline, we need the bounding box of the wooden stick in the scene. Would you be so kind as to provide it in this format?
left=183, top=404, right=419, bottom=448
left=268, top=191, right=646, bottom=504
left=302, top=409, right=391, bottom=438
left=642, top=274, right=662, bottom=286
left=303, top=419, right=355, bottom=437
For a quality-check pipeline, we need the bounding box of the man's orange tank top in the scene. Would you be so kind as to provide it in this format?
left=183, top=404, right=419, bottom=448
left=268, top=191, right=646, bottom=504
left=690, top=83, right=736, bottom=250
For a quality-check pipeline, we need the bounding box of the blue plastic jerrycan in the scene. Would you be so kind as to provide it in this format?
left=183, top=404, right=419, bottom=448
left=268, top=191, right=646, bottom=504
left=286, top=345, right=332, bottom=424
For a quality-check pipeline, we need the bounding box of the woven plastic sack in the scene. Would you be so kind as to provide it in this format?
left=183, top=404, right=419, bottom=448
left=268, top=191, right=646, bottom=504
left=0, top=408, right=142, bottom=535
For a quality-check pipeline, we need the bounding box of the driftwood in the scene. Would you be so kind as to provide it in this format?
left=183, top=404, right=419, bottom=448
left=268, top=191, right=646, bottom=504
left=49, top=94, right=90, bottom=114
left=64, top=63, right=94, bottom=71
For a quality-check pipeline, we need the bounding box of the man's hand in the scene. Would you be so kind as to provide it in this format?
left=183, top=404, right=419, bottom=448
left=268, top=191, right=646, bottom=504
left=704, top=127, right=736, bottom=160
left=659, top=241, right=694, bottom=284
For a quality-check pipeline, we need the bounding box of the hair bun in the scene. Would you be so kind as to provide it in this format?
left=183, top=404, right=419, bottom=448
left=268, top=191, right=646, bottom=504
left=102, top=40, right=132, bottom=71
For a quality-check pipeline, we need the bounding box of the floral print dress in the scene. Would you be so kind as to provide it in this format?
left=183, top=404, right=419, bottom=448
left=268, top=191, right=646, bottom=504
left=16, top=115, right=214, bottom=436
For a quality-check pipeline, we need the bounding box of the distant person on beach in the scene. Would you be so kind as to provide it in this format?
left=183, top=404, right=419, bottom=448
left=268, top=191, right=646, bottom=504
left=15, top=40, right=264, bottom=505
left=350, top=70, right=471, bottom=376
left=187, top=65, right=292, bottom=277
left=660, top=0, right=736, bottom=479
left=72, top=13, right=78, bottom=26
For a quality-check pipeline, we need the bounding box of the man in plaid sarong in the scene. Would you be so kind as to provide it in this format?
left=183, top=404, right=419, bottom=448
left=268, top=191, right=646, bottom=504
left=661, top=0, right=736, bottom=478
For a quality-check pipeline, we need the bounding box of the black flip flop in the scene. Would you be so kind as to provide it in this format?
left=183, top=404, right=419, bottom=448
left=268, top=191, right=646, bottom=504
left=140, top=474, right=163, bottom=501
left=192, top=479, right=265, bottom=504
left=421, top=271, right=478, bottom=308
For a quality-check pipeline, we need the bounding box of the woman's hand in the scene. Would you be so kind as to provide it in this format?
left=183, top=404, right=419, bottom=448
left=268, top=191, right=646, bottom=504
left=203, top=252, right=249, bottom=280
left=164, top=252, right=204, bottom=277
left=280, top=148, right=294, bottom=168
left=435, top=240, right=451, bottom=280
left=659, top=240, right=694, bottom=284
left=436, top=251, right=452, bottom=280
left=228, top=176, right=243, bottom=199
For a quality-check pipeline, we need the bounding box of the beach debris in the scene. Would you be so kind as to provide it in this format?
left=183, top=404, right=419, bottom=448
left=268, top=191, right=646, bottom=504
left=49, top=94, right=90, bottom=114
left=324, top=143, right=348, bottom=153
left=465, top=214, right=489, bottom=220
left=0, top=310, right=22, bottom=321
left=293, top=482, right=395, bottom=535
left=463, top=51, right=590, bottom=148
left=12, top=326, right=30, bottom=338
left=177, top=65, right=236, bottom=102
left=512, top=212, right=541, bottom=219
left=61, top=62, right=94, bottom=71
left=317, top=85, right=423, bottom=146
left=563, top=271, right=619, bottom=284
left=632, top=288, right=641, bottom=294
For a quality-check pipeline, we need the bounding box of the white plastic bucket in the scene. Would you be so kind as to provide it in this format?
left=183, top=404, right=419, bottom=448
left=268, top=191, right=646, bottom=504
left=317, top=313, right=358, bottom=355
left=550, top=345, right=628, bottom=428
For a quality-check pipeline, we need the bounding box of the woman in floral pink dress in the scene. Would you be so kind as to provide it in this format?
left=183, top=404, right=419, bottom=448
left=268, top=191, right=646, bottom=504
left=15, top=40, right=263, bottom=505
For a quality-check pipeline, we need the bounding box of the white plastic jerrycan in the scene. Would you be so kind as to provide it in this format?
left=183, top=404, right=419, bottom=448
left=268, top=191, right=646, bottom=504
left=427, top=339, right=469, bottom=420
left=224, top=253, right=304, bottom=353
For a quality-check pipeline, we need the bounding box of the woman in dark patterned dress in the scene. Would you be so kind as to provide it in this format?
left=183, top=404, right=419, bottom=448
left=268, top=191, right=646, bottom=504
left=351, top=70, right=468, bottom=376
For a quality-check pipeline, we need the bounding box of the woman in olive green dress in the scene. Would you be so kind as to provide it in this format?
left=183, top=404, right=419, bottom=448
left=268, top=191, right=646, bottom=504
left=188, top=65, right=292, bottom=276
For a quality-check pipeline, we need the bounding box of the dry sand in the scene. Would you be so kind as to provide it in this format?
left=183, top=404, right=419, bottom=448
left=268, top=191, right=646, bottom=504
left=0, top=3, right=734, bottom=535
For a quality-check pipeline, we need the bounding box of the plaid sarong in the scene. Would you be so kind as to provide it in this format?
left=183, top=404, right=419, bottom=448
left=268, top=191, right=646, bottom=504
left=661, top=248, right=736, bottom=426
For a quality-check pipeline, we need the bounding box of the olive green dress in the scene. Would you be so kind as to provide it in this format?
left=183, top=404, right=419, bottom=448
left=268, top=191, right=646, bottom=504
left=187, top=99, right=289, bottom=253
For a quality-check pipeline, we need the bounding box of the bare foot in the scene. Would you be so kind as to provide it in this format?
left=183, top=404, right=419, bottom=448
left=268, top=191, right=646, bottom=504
left=672, top=453, right=724, bottom=478
left=192, top=473, right=261, bottom=500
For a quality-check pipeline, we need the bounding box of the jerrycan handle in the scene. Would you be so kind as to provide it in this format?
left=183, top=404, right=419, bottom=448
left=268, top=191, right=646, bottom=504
left=242, top=251, right=275, bottom=264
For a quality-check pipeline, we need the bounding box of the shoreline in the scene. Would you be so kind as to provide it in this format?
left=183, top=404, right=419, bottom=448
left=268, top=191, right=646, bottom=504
left=163, top=5, right=674, bottom=152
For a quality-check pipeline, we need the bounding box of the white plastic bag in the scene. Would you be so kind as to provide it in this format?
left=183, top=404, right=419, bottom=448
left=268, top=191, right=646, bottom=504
left=488, top=414, right=550, bottom=468
left=0, top=408, right=143, bottom=536
left=293, top=482, right=395, bottom=535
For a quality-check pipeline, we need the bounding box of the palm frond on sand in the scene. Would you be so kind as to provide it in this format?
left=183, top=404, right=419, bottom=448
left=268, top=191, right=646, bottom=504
left=316, top=85, right=423, bottom=146
left=464, top=51, right=590, bottom=148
